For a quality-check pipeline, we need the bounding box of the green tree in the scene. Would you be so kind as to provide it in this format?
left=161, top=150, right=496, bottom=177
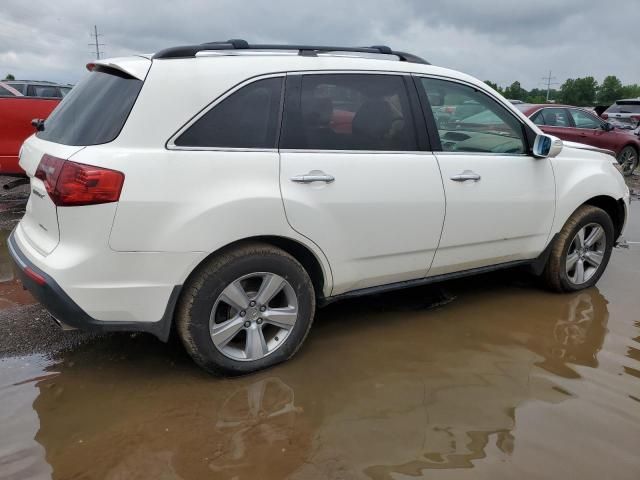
left=503, top=81, right=527, bottom=100
left=484, top=80, right=503, bottom=94
left=559, top=77, right=598, bottom=106
left=3, top=74, right=15, bottom=80
left=620, top=84, right=640, bottom=99
left=597, top=75, right=623, bottom=104
left=526, top=88, right=547, bottom=104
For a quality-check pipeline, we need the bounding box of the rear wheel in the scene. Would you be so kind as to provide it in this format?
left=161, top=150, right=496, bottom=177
left=542, top=205, right=614, bottom=292
left=177, top=243, right=315, bottom=376
left=617, top=145, right=638, bottom=176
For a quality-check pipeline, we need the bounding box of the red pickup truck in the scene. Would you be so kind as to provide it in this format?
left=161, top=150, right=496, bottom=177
left=0, top=96, right=60, bottom=175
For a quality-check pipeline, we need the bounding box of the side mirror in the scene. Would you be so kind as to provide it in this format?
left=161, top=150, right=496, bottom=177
left=533, top=134, right=563, bottom=158
left=31, top=118, right=45, bottom=131
left=601, top=122, right=615, bottom=132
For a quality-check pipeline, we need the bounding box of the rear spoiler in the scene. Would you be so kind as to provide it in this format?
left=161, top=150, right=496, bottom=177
left=86, top=56, right=151, bottom=81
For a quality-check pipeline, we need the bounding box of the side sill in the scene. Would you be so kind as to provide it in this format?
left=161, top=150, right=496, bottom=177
left=318, top=258, right=533, bottom=306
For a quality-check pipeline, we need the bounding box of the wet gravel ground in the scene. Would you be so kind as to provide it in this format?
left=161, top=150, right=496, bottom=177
left=0, top=304, right=104, bottom=358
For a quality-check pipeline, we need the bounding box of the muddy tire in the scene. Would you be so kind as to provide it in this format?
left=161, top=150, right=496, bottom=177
left=542, top=205, right=614, bottom=293
left=617, top=145, right=639, bottom=177
left=176, top=243, right=315, bottom=376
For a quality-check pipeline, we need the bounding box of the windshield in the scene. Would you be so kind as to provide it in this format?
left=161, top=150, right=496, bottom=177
left=37, top=67, right=142, bottom=146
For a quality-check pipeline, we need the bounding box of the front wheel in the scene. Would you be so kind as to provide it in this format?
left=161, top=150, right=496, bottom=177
left=617, top=145, right=639, bottom=176
left=176, top=243, right=316, bottom=376
left=542, top=205, right=614, bottom=292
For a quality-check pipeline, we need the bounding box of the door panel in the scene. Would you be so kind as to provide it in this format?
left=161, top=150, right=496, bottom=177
left=415, top=77, right=556, bottom=275
left=279, top=73, right=445, bottom=295
left=280, top=151, right=446, bottom=294
left=430, top=153, right=555, bottom=275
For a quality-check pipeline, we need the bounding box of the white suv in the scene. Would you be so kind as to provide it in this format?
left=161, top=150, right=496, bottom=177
left=9, top=40, right=629, bottom=375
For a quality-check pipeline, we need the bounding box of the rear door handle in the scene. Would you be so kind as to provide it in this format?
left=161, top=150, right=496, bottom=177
left=450, top=170, right=481, bottom=182
left=290, top=171, right=335, bottom=184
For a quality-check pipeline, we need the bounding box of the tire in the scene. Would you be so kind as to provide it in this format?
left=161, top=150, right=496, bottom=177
left=617, top=145, right=639, bottom=177
left=542, top=205, right=614, bottom=293
left=176, top=242, right=315, bottom=376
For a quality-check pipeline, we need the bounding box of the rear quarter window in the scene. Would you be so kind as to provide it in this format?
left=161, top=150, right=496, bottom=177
left=174, top=77, right=283, bottom=149
left=37, top=67, right=143, bottom=146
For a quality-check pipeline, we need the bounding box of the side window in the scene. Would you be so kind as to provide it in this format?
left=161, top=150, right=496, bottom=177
left=281, top=74, right=418, bottom=151
left=9, top=83, right=25, bottom=94
left=420, top=78, right=526, bottom=154
left=531, top=111, right=546, bottom=126
left=570, top=109, right=602, bottom=129
left=27, top=85, right=59, bottom=98
left=175, top=77, right=283, bottom=149
left=538, top=108, right=571, bottom=127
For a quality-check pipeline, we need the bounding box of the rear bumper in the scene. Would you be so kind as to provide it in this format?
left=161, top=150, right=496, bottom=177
left=8, top=230, right=179, bottom=341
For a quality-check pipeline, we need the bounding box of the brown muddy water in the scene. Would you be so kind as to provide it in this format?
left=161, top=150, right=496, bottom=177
left=1, top=205, right=639, bottom=479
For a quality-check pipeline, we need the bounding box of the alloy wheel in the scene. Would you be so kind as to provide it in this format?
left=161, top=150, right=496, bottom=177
left=209, top=272, right=298, bottom=361
left=619, top=147, right=638, bottom=176
left=565, top=223, right=607, bottom=285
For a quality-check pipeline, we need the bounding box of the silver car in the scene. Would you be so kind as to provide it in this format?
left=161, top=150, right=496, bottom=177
left=603, top=98, right=640, bottom=129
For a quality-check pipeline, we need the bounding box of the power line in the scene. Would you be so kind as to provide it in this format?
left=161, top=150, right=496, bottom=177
left=88, top=25, right=105, bottom=59
left=541, top=70, right=558, bottom=102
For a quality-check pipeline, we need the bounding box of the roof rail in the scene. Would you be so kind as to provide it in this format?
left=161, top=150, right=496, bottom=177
left=152, top=39, right=430, bottom=64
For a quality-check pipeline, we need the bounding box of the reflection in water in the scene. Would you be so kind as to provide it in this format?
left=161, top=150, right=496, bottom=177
left=21, top=283, right=632, bottom=480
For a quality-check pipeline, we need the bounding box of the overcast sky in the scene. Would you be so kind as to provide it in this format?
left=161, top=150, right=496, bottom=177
left=1, top=0, right=638, bottom=89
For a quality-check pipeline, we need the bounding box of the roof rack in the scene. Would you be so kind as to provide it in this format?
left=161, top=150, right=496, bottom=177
left=153, top=39, right=429, bottom=64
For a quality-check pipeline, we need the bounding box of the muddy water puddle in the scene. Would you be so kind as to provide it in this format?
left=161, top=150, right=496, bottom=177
left=1, top=209, right=639, bottom=479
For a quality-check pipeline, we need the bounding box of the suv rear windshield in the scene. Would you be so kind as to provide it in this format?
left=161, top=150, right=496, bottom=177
left=605, top=101, right=640, bottom=114
left=37, top=67, right=142, bottom=146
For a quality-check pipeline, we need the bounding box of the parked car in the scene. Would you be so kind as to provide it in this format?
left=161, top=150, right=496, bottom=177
left=8, top=41, right=629, bottom=375
left=5, top=80, right=72, bottom=98
left=0, top=81, right=23, bottom=97
left=0, top=95, right=60, bottom=175
left=516, top=104, right=640, bottom=176
left=601, top=98, right=640, bottom=129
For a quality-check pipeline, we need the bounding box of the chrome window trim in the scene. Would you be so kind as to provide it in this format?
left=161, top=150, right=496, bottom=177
left=280, top=149, right=433, bottom=155
left=435, top=151, right=528, bottom=157
left=166, top=72, right=286, bottom=151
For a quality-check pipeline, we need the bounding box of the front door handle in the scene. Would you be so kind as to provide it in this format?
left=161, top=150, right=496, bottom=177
left=290, top=170, right=335, bottom=184
left=450, top=170, right=481, bottom=182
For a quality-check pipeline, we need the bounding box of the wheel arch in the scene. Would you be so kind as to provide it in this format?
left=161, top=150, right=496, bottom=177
left=180, top=235, right=331, bottom=301
left=582, top=195, right=626, bottom=240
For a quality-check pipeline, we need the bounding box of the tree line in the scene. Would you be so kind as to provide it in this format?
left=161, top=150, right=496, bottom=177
left=484, top=76, right=640, bottom=106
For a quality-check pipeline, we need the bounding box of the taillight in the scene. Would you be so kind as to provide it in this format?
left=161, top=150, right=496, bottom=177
left=601, top=113, right=608, bottom=119
left=34, top=155, right=124, bottom=206
left=631, top=115, right=640, bottom=122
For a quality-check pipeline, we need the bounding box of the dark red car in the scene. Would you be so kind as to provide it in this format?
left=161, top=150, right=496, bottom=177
left=516, top=104, right=640, bottom=176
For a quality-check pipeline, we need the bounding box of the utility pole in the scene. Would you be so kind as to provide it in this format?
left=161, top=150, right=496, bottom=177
left=89, top=25, right=105, bottom=59
left=542, top=70, right=557, bottom=102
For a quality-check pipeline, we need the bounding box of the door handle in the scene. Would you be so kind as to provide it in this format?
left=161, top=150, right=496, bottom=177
left=450, top=170, right=481, bottom=182
left=290, top=171, right=335, bottom=184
